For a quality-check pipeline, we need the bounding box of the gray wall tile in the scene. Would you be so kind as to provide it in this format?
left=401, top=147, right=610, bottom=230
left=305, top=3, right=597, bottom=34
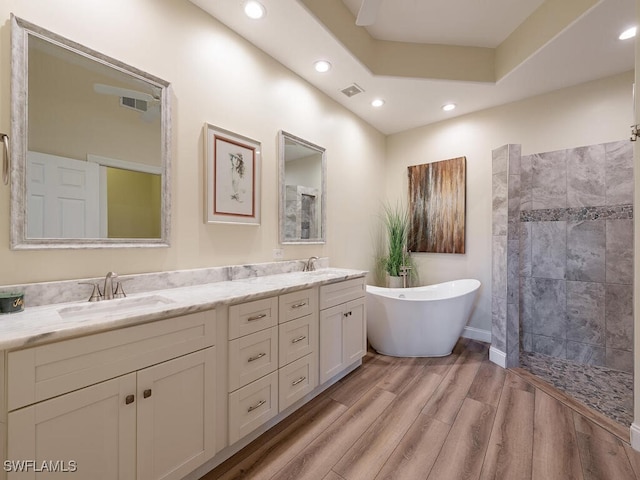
left=521, top=332, right=533, bottom=352
left=605, top=283, right=633, bottom=351
left=519, top=222, right=532, bottom=277
left=605, top=348, right=633, bottom=373
left=508, top=174, right=521, bottom=221
left=508, top=144, right=522, bottom=175
left=566, top=220, right=605, bottom=282
left=566, top=341, right=605, bottom=366
left=492, top=236, right=508, bottom=298
left=492, top=173, right=508, bottom=236
left=566, top=281, right=605, bottom=346
left=507, top=240, right=519, bottom=305
left=567, top=145, right=606, bottom=208
left=606, top=219, right=633, bottom=284
left=492, top=295, right=507, bottom=351
left=530, top=278, right=566, bottom=338
left=532, top=334, right=566, bottom=358
left=532, top=150, right=567, bottom=209
left=605, top=140, right=633, bottom=205
left=520, top=277, right=533, bottom=333
left=532, top=221, right=566, bottom=280
left=520, top=154, right=532, bottom=211
left=492, top=145, right=508, bottom=175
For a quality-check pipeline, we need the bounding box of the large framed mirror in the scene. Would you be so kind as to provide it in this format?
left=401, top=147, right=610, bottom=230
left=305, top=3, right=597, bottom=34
left=278, top=131, right=326, bottom=244
left=10, top=15, right=171, bottom=249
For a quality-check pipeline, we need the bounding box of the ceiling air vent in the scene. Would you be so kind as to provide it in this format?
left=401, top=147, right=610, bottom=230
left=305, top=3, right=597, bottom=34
left=120, top=96, right=148, bottom=112
left=341, top=83, right=364, bottom=98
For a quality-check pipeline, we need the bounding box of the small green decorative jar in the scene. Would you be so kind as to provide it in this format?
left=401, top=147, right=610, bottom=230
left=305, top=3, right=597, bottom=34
left=0, top=292, right=24, bottom=314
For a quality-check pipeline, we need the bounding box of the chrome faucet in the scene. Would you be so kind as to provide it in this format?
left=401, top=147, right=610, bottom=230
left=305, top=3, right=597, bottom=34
left=103, top=272, right=118, bottom=300
left=303, top=256, right=319, bottom=272
left=399, top=265, right=412, bottom=288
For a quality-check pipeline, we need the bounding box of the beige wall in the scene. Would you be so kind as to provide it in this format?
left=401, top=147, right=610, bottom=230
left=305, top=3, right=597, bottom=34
left=0, top=0, right=386, bottom=285
left=386, top=71, right=634, bottom=332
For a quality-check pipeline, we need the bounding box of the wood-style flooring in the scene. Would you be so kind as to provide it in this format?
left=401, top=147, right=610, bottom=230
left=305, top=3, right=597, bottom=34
left=201, top=339, right=640, bottom=480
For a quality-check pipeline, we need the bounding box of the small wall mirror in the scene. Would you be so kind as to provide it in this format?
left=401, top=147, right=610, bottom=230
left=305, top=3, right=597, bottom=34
left=278, top=131, right=326, bottom=244
left=10, top=16, right=171, bottom=249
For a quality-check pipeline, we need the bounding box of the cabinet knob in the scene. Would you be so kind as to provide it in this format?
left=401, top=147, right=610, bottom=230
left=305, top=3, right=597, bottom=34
left=247, top=313, right=267, bottom=322
left=143, top=389, right=152, bottom=399
left=292, top=302, right=307, bottom=309
left=125, top=394, right=135, bottom=405
left=292, top=335, right=307, bottom=344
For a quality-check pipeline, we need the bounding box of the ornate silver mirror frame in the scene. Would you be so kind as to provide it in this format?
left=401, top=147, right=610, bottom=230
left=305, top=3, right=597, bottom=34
left=10, top=15, right=172, bottom=249
left=278, top=131, right=326, bottom=244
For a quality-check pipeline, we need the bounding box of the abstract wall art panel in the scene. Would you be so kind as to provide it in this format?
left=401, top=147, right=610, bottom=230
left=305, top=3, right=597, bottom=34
left=408, top=156, right=466, bottom=254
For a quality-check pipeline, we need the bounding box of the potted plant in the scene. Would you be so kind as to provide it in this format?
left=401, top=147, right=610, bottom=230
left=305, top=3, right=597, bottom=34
left=379, top=202, right=415, bottom=288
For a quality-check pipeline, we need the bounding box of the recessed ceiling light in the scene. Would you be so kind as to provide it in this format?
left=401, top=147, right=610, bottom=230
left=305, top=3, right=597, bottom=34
left=314, top=60, right=332, bottom=73
left=371, top=99, right=385, bottom=107
left=619, top=26, right=637, bottom=40
left=442, top=103, right=456, bottom=111
left=244, top=1, right=266, bottom=19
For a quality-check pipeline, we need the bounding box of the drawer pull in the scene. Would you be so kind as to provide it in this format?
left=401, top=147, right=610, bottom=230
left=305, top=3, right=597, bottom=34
left=247, top=399, right=266, bottom=412
left=248, top=352, right=267, bottom=362
left=125, top=394, right=135, bottom=405
left=291, top=376, right=306, bottom=386
left=292, top=302, right=307, bottom=309
left=143, top=389, right=152, bottom=399
left=248, top=313, right=267, bottom=321
left=292, top=335, right=307, bottom=344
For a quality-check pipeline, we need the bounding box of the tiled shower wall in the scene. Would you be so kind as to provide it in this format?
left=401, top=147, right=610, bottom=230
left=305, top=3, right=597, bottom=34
left=519, top=140, right=634, bottom=373
left=491, top=144, right=521, bottom=367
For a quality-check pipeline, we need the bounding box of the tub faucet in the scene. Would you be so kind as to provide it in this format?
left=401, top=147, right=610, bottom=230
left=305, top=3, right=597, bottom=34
left=303, top=256, right=319, bottom=272
left=399, top=265, right=412, bottom=288
left=103, top=272, right=118, bottom=300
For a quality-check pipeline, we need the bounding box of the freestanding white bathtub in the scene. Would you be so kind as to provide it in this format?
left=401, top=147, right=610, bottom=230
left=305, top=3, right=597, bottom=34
left=366, top=279, right=481, bottom=357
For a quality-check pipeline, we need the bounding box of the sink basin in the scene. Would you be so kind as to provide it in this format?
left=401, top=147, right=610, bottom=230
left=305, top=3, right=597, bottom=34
left=58, top=295, right=175, bottom=319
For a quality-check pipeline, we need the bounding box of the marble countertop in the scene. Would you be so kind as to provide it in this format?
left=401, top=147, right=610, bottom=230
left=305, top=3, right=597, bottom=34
left=0, top=268, right=367, bottom=351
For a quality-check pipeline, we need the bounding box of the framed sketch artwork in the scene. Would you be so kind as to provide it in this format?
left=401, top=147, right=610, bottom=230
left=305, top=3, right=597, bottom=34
left=205, top=123, right=261, bottom=225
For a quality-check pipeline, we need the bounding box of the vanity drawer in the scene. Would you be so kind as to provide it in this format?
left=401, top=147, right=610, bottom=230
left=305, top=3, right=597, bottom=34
left=279, top=288, right=316, bottom=324
left=228, top=371, right=278, bottom=445
left=8, top=310, right=215, bottom=411
left=279, top=314, right=317, bottom=367
left=228, top=326, right=278, bottom=392
left=278, top=353, right=318, bottom=412
left=319, top=277, right=365, bottom=310
left=229, top=297, right=278, bottom=340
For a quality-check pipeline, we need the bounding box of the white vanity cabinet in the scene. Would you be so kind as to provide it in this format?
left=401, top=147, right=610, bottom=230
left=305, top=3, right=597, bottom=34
left=6, top=311, right=217, bottom=480
left=278, top=288, right=318, bottom=412
left=319, top=277, right=366, bottom=384
left=227, top=297, right=279, bottom=444
left=227, top=288, right=319, bottom=444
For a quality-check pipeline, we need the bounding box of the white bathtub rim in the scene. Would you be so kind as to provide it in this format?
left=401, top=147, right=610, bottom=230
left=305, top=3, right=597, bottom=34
left=366, top=279, right=481, bottom=302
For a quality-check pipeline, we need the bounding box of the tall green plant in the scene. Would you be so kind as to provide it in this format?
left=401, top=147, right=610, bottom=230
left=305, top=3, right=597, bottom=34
left=382, top=202, right=409, bottom=277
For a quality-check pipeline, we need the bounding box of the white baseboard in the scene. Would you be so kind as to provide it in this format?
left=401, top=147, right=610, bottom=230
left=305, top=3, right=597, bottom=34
left=489, top=346, right=507, bottom=368
left=461, top=326, right=492, bottom=343
left=631, top=423, right=640, bottom=451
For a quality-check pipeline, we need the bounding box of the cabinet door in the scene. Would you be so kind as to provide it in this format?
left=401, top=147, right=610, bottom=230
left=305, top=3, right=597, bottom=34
left=137, top=347, right=216, bottom=480
left=8, top=373, right=136, bottom=480
left=343, top=298, right=366, bottom=364
left=319, top=304, right=345, bottom=384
